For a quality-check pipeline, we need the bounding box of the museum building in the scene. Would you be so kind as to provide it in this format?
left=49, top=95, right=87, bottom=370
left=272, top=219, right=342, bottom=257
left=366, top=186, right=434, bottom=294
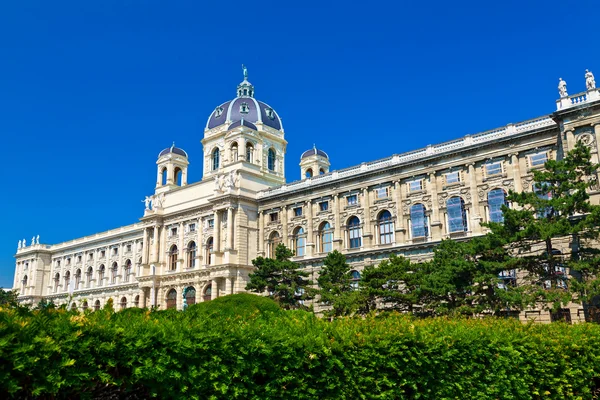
left=12, top=69, right=600, bottom=322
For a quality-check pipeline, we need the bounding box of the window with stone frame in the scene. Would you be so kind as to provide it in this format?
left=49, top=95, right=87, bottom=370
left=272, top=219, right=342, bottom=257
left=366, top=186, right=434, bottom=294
left=410, top=203, right=429, bottom=238
left=375, top=187, right=390, bottom=199
left=319, top=201, right=329, bottom=212
left=269, top=212, right=279, bottom=222
left=293, top=207, right=303, bottom=217
left=346, top=194, right=358, bottom=206
left=408, top=179, right=424, bottom=192
left=378, top=210, right=394, bottom=244
left=347, top=216, right=362, bottom=249
left=445, top=171, right=461, bottom=185
left=529, top=151, right=548, bottom=167
left=293, top=227, right=306, bottom=257
left=446, top=196, right=468, bottom=233
left=485, top=161, right=503, bottom=177
left=318, top=221, right=333, bottom=253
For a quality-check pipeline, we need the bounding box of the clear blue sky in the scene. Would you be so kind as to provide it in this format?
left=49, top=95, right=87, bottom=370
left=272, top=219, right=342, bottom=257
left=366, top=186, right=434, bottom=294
left=1, top=1, right=598, bottom=288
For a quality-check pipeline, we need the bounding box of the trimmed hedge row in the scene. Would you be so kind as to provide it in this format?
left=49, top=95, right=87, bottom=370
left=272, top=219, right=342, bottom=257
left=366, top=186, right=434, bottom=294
left=1, top=294, right=600, bottom=399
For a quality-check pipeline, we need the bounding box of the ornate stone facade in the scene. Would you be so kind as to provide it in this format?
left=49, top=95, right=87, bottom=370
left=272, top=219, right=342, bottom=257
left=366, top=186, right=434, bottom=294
left=13, top=69, right=600, bottom=322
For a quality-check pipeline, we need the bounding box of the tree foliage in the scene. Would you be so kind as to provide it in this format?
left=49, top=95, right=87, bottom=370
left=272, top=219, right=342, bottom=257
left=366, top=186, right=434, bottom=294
left=246, top=243, right=312, bottom=309
left=314, top=250, right=361, bottom=317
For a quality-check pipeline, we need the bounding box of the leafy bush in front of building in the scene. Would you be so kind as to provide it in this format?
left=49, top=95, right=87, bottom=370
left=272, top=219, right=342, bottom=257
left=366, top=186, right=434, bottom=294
left=1, top=294, right=600, bottom=399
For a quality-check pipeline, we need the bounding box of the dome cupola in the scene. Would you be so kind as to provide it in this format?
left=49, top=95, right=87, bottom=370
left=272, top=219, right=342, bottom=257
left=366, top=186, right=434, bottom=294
left=300, top=145, right=330, bottom=180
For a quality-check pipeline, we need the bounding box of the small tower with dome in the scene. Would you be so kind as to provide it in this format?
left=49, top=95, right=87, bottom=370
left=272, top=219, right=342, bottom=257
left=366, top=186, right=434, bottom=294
left=155, top=143, right=189, bottom=193
left=300, top=145, right=330, bottom=179
left=202, top=66, right=287, bottom=186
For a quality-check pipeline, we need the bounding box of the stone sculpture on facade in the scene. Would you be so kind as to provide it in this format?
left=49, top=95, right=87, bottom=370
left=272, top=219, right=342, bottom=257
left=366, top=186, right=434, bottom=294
left=152, top=193, right=165, bottom=209
left=142, top=196, right=152, bottom=210
left=586, top=69, right=596, bottom=90
left=558, top=78, right=568, bottom=97
left=31, top=237, right=35, bottom=246
left=22, top=238, right=26, bottom=248
left=36, top=235, right=39, bottom=245
left=17, top=240, right=22, bottom=249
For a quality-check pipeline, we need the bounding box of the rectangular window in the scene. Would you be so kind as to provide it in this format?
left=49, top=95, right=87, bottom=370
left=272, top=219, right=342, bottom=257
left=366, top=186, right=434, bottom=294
left=408, top=180, right=423, bottom=192
left=188, top=223, right=196, bottom=232
left=100, top=250, right=105, bottom=258
left=485, top=162, right=502, bottom=176
left=530, top=152, right=548, bottom=167
left=77, top=256, right=82, bottom=263
left=208, top=219, right=214, bottom=229
left=126, top=244, right=132, bottom=252
left=375, top=187, right=390, bottom=199
left=319, top=201, right=329, bottom=212
left=445, top=171, right=460, bottom=184
left=170, top=227, right=178, bottom=236
left=67, top=258, right=71, bottom=265
left=346, top=195, right=358, bottom=206
left=293, top=207, right=302, bottom=217
left=88, top=253, right=93, bottom=260
left=269, top=212, right=279, bottom=222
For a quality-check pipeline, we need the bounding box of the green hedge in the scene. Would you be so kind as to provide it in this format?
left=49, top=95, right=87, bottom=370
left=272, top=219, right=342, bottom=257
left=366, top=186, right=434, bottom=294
left=1, top=294, right=600, bottom=399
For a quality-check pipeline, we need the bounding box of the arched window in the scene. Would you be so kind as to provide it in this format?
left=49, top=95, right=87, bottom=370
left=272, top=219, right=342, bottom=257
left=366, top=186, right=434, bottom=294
left=161, top=167, right=168, bottom=185
left=21, top=275, right=27, bottom=295
left=268, top=231, right=281, bottom=258
left=267, top=148, right=276, bottom=171
left=212, top=148, right=220, bottom=171
left=534, top=182, right=553, bottom=218
left=488, top=188, right=508, bottom=223
left=410, top=203, right=429, bottom=238
left=169, top=245, right=178, bottom=271
left=82, top=301, right=88, bottom=311
left=54, top=273, right=60, bottom=293
left=124, top=259, right=132, bottom=282
left=246, top=143, right=254, bottom=163
left=319, top=222, right=333, bottom=253
left=348, top=216, right=362, bottom=249
left=293, top=227, right=306, bottom=257
left=111, top=262, right=118, bottom=284
left=350, top=270, right=360, bottom=290
left=231, top=142, right=238, bottom=161
left=71, top=303, right=77, bottom=311
left=75, top=269, right=81, bottom=290
left=94, top=300, right=101, bottom=311
left=98, top=265, right=105, bottom=287
left=447, top=197, right=468, bottom=233
left=134, top=295, right=140, bottom=307
left=205, top=238, right=214, bottom=266
left=319, top=168, right=325, bottom=175
left=305, top=168, right=313, bottom=178
left=203, top=285, right=212, bottom=302
left=120, top=297, right=127, bottom=310
left=166, top=289, right=177, bottom=309
left=86, top=267, right=93, bottom=288
left=174, top=167, right=182, bottom=186
left=64, top=271, right=71, bottom=291
left=187, top=241, right=197, bottom=268
left=185, top=286, right=196, bottom=306
left=378, top=210, right=394, bottom=244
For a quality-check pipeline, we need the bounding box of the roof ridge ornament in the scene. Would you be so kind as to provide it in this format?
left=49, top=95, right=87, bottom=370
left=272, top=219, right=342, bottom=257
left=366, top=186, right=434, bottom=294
left=242, top=64, right=248, bottom=80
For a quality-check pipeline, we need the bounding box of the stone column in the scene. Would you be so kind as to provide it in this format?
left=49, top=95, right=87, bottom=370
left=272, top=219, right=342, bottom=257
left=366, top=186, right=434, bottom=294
left=510, top=153, right=523, bottom=193
left=306, top=201, right=313, bottom=256
left=565, top=128, right=576, bottom=153
left=468, top=163, right=482, bottom=235
left=429, top=172, right=442, bottom=240
left=258, top=211, right=264, bottom=256
left=362, top=188, right=372, bottom=247
left=227, top=207, right=234, bottom=250
left=394, top=180, right=405, bottom=244
left=196, top=217, right=203, bottom=266
left=142, top=228, right=149, bottom=266
left=225, top=277, right=232, bottom=295
left=211, top=279, right=218, bottom=300
left=239, top=137, right=246, bottom=161
left=333, top=194, right=342, bottom=251
left=281, top=205, right=288, bottom=248
left=214, top=211, right=221, bottom=253
left=178, top=221, right=184, bottom=271
left=159, top=225, right=167, bottom=274
left=152, top=225, right=159, bottom=263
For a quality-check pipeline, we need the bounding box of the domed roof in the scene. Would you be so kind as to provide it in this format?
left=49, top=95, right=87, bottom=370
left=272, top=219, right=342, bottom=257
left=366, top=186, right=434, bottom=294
left=205, top=69, right=283, bottom=131
left=158, top=143, right=188, bottom=158
left=228, top=119, right=257, bottom=131
left=301, top=146, right=329, bottom=159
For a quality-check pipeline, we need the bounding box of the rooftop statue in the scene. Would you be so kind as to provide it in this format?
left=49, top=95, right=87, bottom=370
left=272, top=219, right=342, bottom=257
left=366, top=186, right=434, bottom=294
left=242, top=64, right=248, bottom=80
left=558, top=78, right=568, bottom=98
left=586, top=69, right=596, bottom=90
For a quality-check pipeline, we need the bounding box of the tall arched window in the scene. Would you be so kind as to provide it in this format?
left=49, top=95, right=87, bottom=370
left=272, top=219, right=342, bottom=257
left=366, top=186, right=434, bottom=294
left=212, top=148, right=220, bottom=171
left=267, top=148, right=276, bottom=171
left=98, top=265, right=105, bottom=287
left=378, top=210, right=394, bottom=244
left=187, top=241, right=197, bottom=268
left=75, top=269, right=81, bottom=290
left=64, top=271, right=70, bottom=291
left=174, top=167, right=182, bottom=186
left=111, top=262, right=118, bottom=284
left=124, top=260, right=132, bottom=282
left=488, top=188, right=508, bottom=223
left=94, top=300, right=101, bottom=311
left=169, top=245, right=178, bottom=271
left=54, top=273, right=60, bottom=293
left=350, top=270, right=360, bottom=290
left=230, top=142, right=238, bottom=161
left=82, top=301, right=88, bottom=311
left=293, top=227, right=306, bottom=257
left=86, top=267, right=93, bottom=288
left=161, top=167, right=167, bottom=185
left=268, top=231, right=281, bottom=257
left=205, top=238, right=214, bottom=265
left=134, top=295, right=140, bottom=308
left=185, top=286, right=196, bottom=306
left=447, top=196, right=468, bottom=233
left=203, top=285, right=212, bottom=302
left=166, top=289, right=177, bottom=309
left=319, top=222, right=333, bottom=253
left=305, top=168, right=313, bottom=178
left=21, top=275, right=27, bottom=295
left=348, top=216, right=362, bottom=249
left=410, top=203, right=429, bottom=238
left=120, top=297, right=127, bottom=310
left=246, top=143, right=254, bottom=163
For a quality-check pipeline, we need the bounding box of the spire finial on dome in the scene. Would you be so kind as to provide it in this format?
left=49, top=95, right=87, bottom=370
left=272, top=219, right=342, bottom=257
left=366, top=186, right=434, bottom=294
left=171, top=141, right=175, bottom=149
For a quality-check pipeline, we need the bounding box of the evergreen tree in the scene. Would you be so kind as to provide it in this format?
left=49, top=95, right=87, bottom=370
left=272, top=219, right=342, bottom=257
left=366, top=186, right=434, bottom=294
left=314, top=250, right=360, bottom=317
left=484, top=141, right=600, bottom=313
left=246, top=244, right=312, bottom=309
